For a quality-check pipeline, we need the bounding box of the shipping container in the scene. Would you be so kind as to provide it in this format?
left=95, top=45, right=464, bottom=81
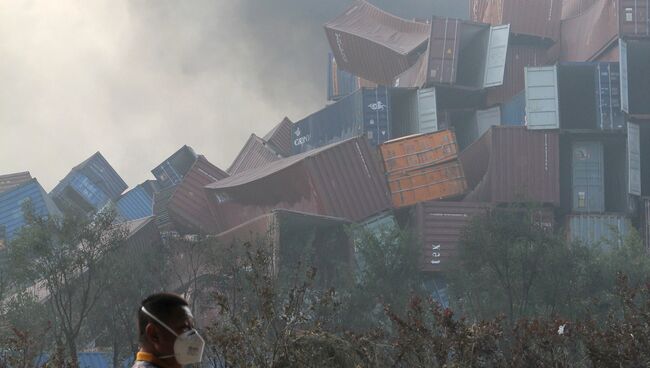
left=461, top=126, right=560, bottom=205
left=501, top=90, right=526, bottom=126
left=380, top=130, right=459, bottom=176
left=471, top=0, right=561, bottom=43
left=51, top=171, right=111, bottom=213
left=263, top=117, right=294, bottom=157
left=640, top=123, right=650, bottom=196
left=427, top=18, right=510, bottom=89
left=619, top=0, right=650, bottom=38
left=327, top=53, right=378, bottom=101
left=644, top=197, right=650, bottom=250
left=156, top=155, right=229, bottom=235
left=206, top=137, right=391, bottom=232
left=0, top=179, right=61, bottom=242
left=567, top=213, right=631, bottom=248
left=388, top=160, right=468, bottom=208
left=628, top=122, right=642, bottom=196
left=560, top=0, right=619, bottom=62
left=214, top=209, right=352, bottom=283
left=413, top=201, right=490, bottom=272
left=619, top=39, right=650, bottom=117
left=72, top=152, right=127, bottom=200
left=572, top=141, right=605, bottom=212
left=151, top=145, right=198, bottom=190
left=0, top=172, right=32, bottom=195
left=486, top=45, right=551, bottom=106
left=560, top=133, right=634, bottom=215
left=525, top=63, right=624, bottom=130
left=325, top=0, right=431, bottom=85
left=116, top=183, right=155, bottom=221
left=228, top=134, right=283, bottom=175
left=120, top=216, right=163, bottom=258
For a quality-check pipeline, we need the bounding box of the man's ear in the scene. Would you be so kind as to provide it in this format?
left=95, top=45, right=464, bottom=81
left=145, top=323, right=160, bottom=343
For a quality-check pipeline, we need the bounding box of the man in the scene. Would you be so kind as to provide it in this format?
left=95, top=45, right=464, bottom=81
left=133, top=293, right=205, bottom=368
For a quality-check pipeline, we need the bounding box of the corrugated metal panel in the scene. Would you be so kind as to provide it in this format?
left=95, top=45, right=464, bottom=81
left=572, top=141, right=605, bottom=212
left=619, top=0, right=650, bottom=38
left=116, top=184, right=154, bottom=221
left=207, top=137, right=391, bottom=231
left=151, top=145, right=198, bottom=190
left=475, top=0, right=561, bottom=43
left=525, top=66, right=560, bottom=130
left=644, top=198, right=650, bottom=250
left=325, top=0, right=431, bottom=85
left=0, top=172, right=32, bottom=195
left=484, top=25, right=510, bottom=87
left=167, top=155, right=229, bottom=234
left=461, top=126, right=561, bottom=205
left=501, top=90, right=526, bottom=126
left=417, top=88, right=439, bottom=133
left=263, top=117, right=294, bottom=157
left=228, top=135, right=282, bottom=175
left=486, top=45, right=549, bottom=106
left=620, top=39, right=630, bottom=113
left=0, top=179, right=61, bottom=242
left=427, top=17, right=461, bottom=85
left=567, top=213, right=630, bottom=247
left=476, top=107, right=501, bottom=138
left=628, top=122, right=642, bottom=195
left=380, top=130, right=459, bottom=175
left=153, top=185, right=176, bottom=231
left=292, top=87, right=391, bottom=154
left=560, top=0, right=619, bottom=62
left=387, top=160, right=468, bottom=208
left=596, top=62, right=625, bottom=130
left=415, top=201, right=490, bottom=272
left=563, top=0, right=598, bottom=19
left=74, top=152, right=127, bottom=200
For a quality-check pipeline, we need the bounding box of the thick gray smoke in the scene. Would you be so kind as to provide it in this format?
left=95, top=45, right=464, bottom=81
left=0, top=0, right=467, bottom=191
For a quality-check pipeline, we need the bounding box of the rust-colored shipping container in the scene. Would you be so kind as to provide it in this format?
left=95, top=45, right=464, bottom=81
left=460, top=126, right=560, bottom=205
left=325, top=0, right=431, bottom=85
left=472, top=0, right=562, bottom=43
left=561, top=0, right=619, bottom=62
left=206, top=137, right=391, bottom=232
left=414, top=201, right=490, bottom=272
left=619, top=0, right=650, bottom=38
left=263, top=117, right=294, bottom=157
left=486, top=45, right=552, bottom=106
left=562, top=0, right=598, bottom=19
left=388, top=160, right=467, bottom=208
left=155, top=155, right=229, bottom=235
left=228, top=134, right=283, bottom=175
left=380, top=130, right=459, bottom=175
left=214, top=209, right=352, bottom=282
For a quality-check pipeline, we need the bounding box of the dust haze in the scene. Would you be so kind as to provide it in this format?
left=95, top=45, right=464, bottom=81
left=0, top=0, right=467, bottom=191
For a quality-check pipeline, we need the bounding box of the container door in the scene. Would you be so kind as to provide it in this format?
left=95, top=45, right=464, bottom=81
left=417, top=87, right=438, bottom=133
left=620, top=39, right=630, bottom=114
left=572, top=141, right=605, bottom=213
left=363, top=87, right=391, bottom=145
left=475, top=107, right=501, bottom=138
left=483, top=25, right=510, bottom=88
left=427, top=18, right=460, bottom=85
left=595, top=63, right=625, bottom=130
left=525, top=66, right=560, bottom=130
left=628, top=122, right=642, bottom=196
left=620, top=0, right=650, bottom=38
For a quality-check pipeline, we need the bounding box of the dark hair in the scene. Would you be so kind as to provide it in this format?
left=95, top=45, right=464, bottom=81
left=138, top=292, right=189, bottom=341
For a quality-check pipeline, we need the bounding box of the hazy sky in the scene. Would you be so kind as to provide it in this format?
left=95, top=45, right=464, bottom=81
left=0, top=0, right=467, bottom=192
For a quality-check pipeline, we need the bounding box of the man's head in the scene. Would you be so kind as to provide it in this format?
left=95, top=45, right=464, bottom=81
left=138, top=293, right=197, bottom=367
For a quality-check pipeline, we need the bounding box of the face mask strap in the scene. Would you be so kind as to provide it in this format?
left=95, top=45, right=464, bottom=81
left=141, top=306, right=178, bottom=337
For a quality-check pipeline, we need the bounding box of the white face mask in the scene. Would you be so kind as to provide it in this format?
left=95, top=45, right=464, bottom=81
left=141, top=306, right=205, bottom=365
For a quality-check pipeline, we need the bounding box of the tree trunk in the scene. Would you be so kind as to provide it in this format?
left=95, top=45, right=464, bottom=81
left=66, top=335, right=78, bottom=368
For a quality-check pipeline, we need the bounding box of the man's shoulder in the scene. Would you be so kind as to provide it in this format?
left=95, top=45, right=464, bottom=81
left=131, top=360, right=162, bottom=368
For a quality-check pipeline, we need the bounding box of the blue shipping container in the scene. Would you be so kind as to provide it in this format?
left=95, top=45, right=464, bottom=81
left=293, top=87, right=391, bottom=154
left=327, top=53, right=361, bottom=101
left=152, top=146, right=197, bottom=190
left=0, top=179, right=61, bottom=242
left=568, top=214, right=630, bottom=248
left=116, top=184, right=154, bottom=221
left=75, top=152, right=128, bottom=200
left=501, top=90, right=526, bottom=126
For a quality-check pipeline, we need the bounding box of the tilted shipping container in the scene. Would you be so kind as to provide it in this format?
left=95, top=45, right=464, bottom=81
left=387, top=160, right=468, bottom=208
left=263, top=117, right=294, bottom=157
left=151, top=145, right=198, bottom=190
left=0, top=179, right=61, bottom=242
left=0, top=172, right=32, bottom=195
left=325, top=0, right=431, bottom=85
left=73, top=152, right=127, bottom=200
left=380, top=130, right=459, bottom=176
left=228, top=134, right=283, bottom=176
left=116, top=183, right=156, bottom=221
left=327, top=53, right=377, bottom=101
left=206, top=137, right=391, bottom=232
left=461, top=126, right=560, bottom=205
left=471, top=0, right=561, bottom=43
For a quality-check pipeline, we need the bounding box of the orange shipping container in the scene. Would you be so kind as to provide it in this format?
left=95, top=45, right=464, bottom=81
left=380, top=130, right=459, bottom=175
left=388, top=160, right=468, bottom=208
